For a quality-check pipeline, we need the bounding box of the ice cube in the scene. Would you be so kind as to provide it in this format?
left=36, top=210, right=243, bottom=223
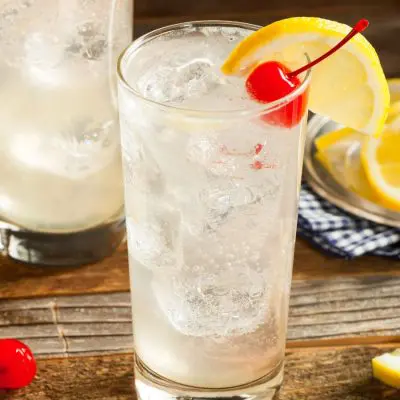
left=8, top=113, right=118, bottom=180
left=66, top=20, right=108, bottom=61
left=126, top=218, right=178, bottom=271
left=201, top=181, right=258, bottom=211
left=186, top=135, right=220, bottom=165
left=137, top=57, right=224, bottom=105
left=24, top=32, right=63, bottom=68
left=56, top=118, right=116, bottom=157
left=153, top=266, right=269, bottom=337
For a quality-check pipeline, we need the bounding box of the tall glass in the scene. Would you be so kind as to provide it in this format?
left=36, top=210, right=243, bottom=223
left=0, top=0, right=133, bottom=265
left=118, top=21, right=310, bottom=400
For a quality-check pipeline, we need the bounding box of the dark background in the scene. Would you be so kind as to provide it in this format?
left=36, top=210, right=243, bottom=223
left=134, top=0, right=400, bottom=77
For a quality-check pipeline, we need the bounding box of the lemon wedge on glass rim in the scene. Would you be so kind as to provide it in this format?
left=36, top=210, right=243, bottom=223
left=222, top=17, right=390, bottom=136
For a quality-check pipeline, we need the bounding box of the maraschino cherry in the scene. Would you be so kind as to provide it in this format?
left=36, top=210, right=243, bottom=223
left=246, top=19, right=370, bottom=127
left=0, top=339, right=37, bottom=389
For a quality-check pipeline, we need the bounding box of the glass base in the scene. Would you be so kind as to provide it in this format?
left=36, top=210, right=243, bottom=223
left=134, top=356, right=284, bottom=400
left=0, top=218, right=125, bottom=266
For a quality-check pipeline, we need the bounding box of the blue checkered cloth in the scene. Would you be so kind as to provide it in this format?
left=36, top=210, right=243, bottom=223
left=297, top=183, right=400, bottom=259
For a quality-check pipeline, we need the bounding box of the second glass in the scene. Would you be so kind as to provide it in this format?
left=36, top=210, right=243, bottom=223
left=118, top=21, right=310, bottom=400
left=0, top=0, right=133, bottom=265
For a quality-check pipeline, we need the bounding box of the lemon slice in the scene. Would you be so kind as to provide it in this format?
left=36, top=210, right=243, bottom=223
left=386, top=101, right=400, bottom=124
left=222, top=17, right=389, bottom=135
left=372, top=349, right=400, bottom=389
left=362, top=127, right=400, bottom=209
left=386, top=79, right=400, bottom=126
left=342, top=141, right=399, bottom=208
left=315, top=127, right=360, bottom=152
left=388, top=78, right=400, bottom=103
left=315, top=127, right=400, bottom=209
left=315, top=127, right=363, bottom=183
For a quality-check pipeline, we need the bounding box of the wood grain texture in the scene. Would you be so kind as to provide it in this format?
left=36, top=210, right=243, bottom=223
left=2, top=346, right=399, bottom=400
left=0, top=242, right=129, bottom=300
left=1, top=276, right=399, bottom=356
left=1, top=239, right=400, bottom=300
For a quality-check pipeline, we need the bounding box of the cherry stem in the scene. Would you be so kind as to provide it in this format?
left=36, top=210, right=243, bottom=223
left=288, top=19, right=369, bottom=78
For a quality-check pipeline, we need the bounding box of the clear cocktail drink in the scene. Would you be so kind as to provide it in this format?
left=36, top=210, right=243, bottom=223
left=0, top=0, right=132, bottom=265
left=118, top=21, right=310, bottom=400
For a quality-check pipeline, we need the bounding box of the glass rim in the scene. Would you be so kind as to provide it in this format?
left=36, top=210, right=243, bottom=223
left=117, top=20, right=311, bottom=119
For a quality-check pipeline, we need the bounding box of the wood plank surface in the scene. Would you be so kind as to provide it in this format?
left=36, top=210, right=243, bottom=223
left=0, top=242, right=129, bottom=300
left=2, top=346, right=399, bottom=400
left=1, top=275, right=399, bottom=356
left=1, top=240, right=400, bottom=300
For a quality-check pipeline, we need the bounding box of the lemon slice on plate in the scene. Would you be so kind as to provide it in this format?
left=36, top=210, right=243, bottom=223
left=222, top=17, right=389, bottom=135
left=314, top=127, right=361, bottom=178
left=314, top=127, right=377, bottom=200
left=388, top=78, right=400, bottom=103
left=315, top=126, right=400, bottom=210
left=386, top=101, right=400, bottom=125
left=362, top=127, right=400, bottom=209
left=372, top=349, right=400, bottom=389
left=343, top=142, right=383, bottom=204
left=386, top=79, right=400, bottom=126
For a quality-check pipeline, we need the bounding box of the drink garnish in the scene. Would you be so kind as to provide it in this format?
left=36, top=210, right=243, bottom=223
left=245, top=19, right=369, bottom=127
left=222, top=17, right=389, bottom=135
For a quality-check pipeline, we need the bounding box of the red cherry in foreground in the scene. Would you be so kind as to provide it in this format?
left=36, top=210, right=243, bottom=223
left=0, top=339, right=37, bottom=389
left=245, top=19, right=369, bottom=128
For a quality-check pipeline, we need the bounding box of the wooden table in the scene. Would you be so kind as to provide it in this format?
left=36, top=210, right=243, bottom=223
left=1, top=239, right=399, bottom=399
left=2, top=1, right=400, bottom=398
